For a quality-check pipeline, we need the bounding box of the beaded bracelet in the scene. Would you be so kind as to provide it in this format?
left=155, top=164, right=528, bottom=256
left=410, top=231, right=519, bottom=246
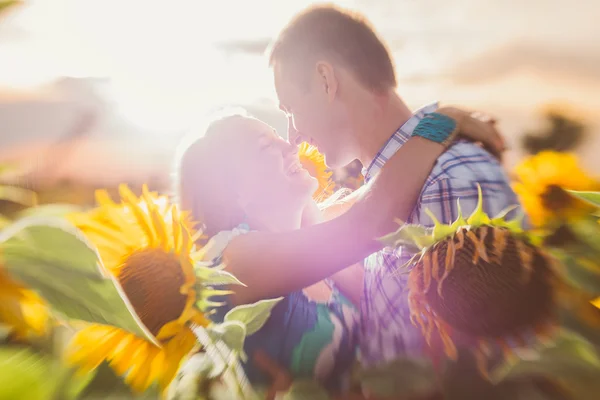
left=411, top=112, right=460, bottom=147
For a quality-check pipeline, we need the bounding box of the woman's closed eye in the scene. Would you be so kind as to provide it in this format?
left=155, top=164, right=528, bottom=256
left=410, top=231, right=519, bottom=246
left=258, top=136, right=275, bottom=151
left=260, top=142, right=274, bottom=151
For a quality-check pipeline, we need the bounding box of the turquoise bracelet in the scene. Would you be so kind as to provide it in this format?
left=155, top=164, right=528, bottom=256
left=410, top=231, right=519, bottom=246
left=411, top=112, right=458, bottom=145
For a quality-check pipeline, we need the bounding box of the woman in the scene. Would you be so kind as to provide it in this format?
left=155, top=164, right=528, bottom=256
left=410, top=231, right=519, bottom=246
left=174, top=108, right=503, bottom=396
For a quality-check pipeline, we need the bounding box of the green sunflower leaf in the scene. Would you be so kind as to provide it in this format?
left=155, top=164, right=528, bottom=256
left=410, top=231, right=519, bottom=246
left=566, top=190, right=600, bottom=209
left=0, top=216, right=156, bottom=344
left=166, top=352, right=221, bottom=400
left=79, top=362, right=154, bottom=399
left=224, top=297, right=284, bottom=336
left=190, top=325, right=256, bottom=399
left=0, top=345, right=94, bottom=400
left=357, top=356, right=438, bottom=398
left=466, top=184, right=492, bottom=227
left=441, top=349, right=557, bottom=400
left=555, top=252, right=600, bottom=297
left=62, top=365, right=98, bottom=400
left=379, top=223, right=433, bottom=252
left=195, top=263, right=246, bottom=287
left=15, top=204, right=83, bottom=220
left=0, top=346, right=65, bottom=400
left=490, top=330, right=600, bottom=400
left=207, top=321, right=247, bottom=360
left=567, top=218, right=600, bottom=255
left=280, top=380, right=331, bottom=400
left=559, top=298, right=600, bottom=347
left=424, top=209, right=458, bottom=242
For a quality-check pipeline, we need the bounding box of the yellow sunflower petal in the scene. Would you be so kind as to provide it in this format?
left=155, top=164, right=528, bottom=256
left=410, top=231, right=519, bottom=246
left=123, top=341, right=153, bottom=392
left=109, top=334, right=139, bottom=376
left=156, top=320, right=185, bottom=341
left=159, top=328, right=197, bottom=391
left=191, top=312, right=211, bottom=328
left=179, top=255, right=196, bottom=294
left=66, top=325, right=123, bottom=372
left=95, top=189, right=117, bottom=207
left=118, top=184, right=157, bottom=246
left=143, top=190, right=169, bottom=250
left=298, top=142, right=334, bottom=200
left=181, top=220, right=193, bottom=253
left=171, top=206, right=182, bottom=252
left=0, top=269, right=49, bottom=338
left=68, top=324, right=196, bottom=394
left=513, top=151, right=600, bottom=226
left=177, top=292, right=198, bottom=325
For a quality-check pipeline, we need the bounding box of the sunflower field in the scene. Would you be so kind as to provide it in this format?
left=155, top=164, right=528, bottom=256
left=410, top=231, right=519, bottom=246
left=2, top=3, right=600, bottom=399
left=2, top=145, right=600, bottom=400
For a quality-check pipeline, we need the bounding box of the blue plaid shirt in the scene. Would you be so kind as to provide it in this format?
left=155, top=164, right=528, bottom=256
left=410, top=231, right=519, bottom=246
left=359, top=103, right=520, bottom=366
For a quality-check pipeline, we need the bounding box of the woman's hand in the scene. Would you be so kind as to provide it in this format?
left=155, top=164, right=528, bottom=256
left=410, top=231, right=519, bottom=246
left=436, top=107, right=507, bottom=161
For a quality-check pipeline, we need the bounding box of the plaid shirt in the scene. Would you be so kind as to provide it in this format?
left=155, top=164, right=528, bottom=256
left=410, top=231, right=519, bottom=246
left=359, top=103, right=520, bottom=367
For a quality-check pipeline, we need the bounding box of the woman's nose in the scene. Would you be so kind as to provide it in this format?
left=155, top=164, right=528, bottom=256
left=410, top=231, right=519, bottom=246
left=282, top=140, right=298, bottom=158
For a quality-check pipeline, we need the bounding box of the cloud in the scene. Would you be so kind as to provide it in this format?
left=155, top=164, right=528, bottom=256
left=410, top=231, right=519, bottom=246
left=442, top=41, right=600, bottom=85
left=215, top=38, right=271, bottom=56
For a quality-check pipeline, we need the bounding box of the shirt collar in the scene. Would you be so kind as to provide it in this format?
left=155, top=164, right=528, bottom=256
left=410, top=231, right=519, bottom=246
left=361, top=102, right=439, bottom=182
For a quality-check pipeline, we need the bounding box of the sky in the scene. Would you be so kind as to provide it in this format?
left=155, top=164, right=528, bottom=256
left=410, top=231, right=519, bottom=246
left=1, top=0, right=599, bottom=184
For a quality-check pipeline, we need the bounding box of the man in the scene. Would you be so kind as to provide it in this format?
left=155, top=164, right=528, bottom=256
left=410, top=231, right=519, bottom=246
left=265, top=3, right=518, bottom=385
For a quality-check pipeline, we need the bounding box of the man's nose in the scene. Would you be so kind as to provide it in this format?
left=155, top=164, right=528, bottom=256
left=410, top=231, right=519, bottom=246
left=282, top=139, right=298, bottom=159
left=287, top=117, right=302, bottom=145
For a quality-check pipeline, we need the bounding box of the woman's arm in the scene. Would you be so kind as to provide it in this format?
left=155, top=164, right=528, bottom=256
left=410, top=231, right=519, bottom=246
left=327, top=263, right=364, bottom=308
left=224, top=110, right=505, bottom=305
left=223, top=136, right=445, bottom=305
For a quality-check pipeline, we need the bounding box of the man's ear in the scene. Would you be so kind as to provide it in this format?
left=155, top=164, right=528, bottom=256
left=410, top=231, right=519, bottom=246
left=315, top=61, right=338, bottom=103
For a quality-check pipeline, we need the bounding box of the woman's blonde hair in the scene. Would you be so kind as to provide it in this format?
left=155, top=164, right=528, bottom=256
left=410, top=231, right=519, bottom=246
left=173, top=109, right=252, bottom=238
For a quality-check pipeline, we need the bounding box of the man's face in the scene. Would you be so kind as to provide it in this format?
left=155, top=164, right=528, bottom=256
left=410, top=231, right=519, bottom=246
left=273, top=62, right=354, bottom=169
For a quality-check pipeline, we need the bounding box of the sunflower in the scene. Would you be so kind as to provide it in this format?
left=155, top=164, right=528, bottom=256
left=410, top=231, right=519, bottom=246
left=381, top=187, right=563, bottom=376
left=65, top=184, right=210, bottom=394
left=0, top=267, right=49, bottom=340
left=298, top=142, right=334, bottom=201
left=513, top=151, right=600, bottom=227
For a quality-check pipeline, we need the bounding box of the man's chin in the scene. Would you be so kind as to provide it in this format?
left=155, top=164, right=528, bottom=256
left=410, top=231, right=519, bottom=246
left=321, top=152, right=337, bottom=169
left=323, top=154, right=353, bottom=170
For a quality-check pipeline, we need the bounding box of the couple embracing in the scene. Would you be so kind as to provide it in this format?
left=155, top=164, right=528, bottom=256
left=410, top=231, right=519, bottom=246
left=175, top=5, right=517, bottom=399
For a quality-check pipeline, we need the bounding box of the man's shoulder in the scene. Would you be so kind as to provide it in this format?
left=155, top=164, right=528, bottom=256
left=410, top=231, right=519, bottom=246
left=413, top=141, right=519, bottom=225
left=427, top=140, right=508, bottom=185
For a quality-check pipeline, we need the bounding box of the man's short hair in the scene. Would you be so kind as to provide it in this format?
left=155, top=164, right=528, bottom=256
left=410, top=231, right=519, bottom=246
left=267, top=5, right=396, bottom=92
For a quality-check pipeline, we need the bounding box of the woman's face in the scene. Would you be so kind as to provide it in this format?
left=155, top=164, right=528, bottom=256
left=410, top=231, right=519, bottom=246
left=231, top=117, right=318, bottom=211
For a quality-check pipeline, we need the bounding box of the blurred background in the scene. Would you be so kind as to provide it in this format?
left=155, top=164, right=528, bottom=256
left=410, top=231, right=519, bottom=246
left=1, top=0, right=599, bottom=206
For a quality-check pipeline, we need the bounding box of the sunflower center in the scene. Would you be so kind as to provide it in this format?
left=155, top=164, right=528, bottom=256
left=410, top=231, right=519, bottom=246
left=541, top=185, right=574, bottom=211
left=119, top=248, right=188, bottom=336
left=414, top=226, right=556, bottom=338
